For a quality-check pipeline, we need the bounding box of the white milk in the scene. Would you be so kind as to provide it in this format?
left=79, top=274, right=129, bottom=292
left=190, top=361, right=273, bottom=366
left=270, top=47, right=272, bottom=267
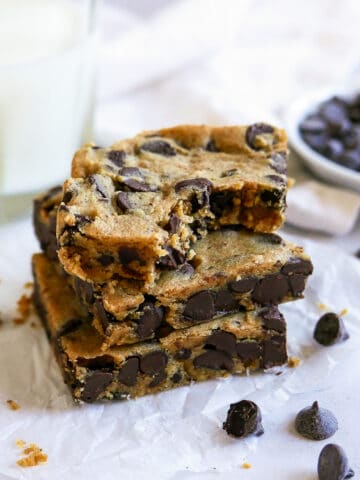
left=0, top=0, right=95, bottom=194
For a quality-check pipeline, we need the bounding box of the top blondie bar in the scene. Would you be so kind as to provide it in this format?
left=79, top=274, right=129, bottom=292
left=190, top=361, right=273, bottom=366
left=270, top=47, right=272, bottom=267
left=57, top=124, right=289, bottom=284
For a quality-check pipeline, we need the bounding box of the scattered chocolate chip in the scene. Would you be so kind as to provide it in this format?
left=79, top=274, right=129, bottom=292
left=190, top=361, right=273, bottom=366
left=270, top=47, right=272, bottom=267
left=166, top=214, right=181, bottom=234
left=270, top=151, right=287, bottom=174
left=252, top=274, right=289, bottom=305
left=223, top=400, right=264, bottom=438
left=314, top=312, right=349, bottom=346
left=94, top=300, right=116, bottom=330
left=262, top=335, right=287, bottom=368
left=281, top=257, right=313, bottom=275
left=171, top=372, right=182, bottom=383
left=108, top=150, right=126, bottom=167
left=77, top=355, right=115, bottom=369
left=295, top=401, right=338, bottom=440
left=88, top=175, right=108, bottom=198
left=136, top=301, right=164, bottom=339
left=120, top=167, right=142, bottom=177
left=116, top=191, right=132, bottom=211
left=120, top=178, right=157, bottom=192
left=63, top=191, right=73, bottom=204
left=259, top=306, right=286, bottom=333
left=174, top=348, right=192, bottom=360
left=228, top=277, right=257, bottom=294
left=140, top=140, right=177, bottom=156
left=140, top=351, right=168, bottom=375
left=205, top=330, right=237, bottom=356
left=205, top=139, right=218, bottom=152
left=318, top=444, right=354, bottom=480
left=193, top=350, right=234, bottom=370
left=214, top=290, right=238, bottom=313
left=210, top=192, right=234, bottom=217
left=119, top=247, right=144, bottom=266
left=246, top=123, right=275, bottom=150
left=118, top=357, right=140, bottom=387
left=81, top=371, right=114, bottom=403
left=183, top=290, right=215, bottom=322
left=97, top=254, right=114, bottom=266
left=236, top=342, right=261, bottom=366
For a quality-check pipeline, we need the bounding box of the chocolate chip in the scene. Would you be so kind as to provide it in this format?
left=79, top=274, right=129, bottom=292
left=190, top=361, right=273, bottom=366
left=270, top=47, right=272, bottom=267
left=94, top=300, right=116, bottom=330
left=214, top=290, right=238, bottom=313
left=324, top=139, right=344, bottom=160
left=266, top=174, right=286, bottom=185
left=205, top=139, right=218, bottom=152
left=56, top=318, right=82, bottom=338
left=178, top=263, right=195, bottom=276
left=140, top=140, right=176, bottom=156
left=270, top=151, right=287, bottom=174
left=77, top=355, right=115, bottom=369
left=97, top=254, right=114, bottom=266
left=288, top=275, right=307, bottom=296
left=167, top=214, right=181, bottom=234
left=193, top=350, right=234, bottom=370
left=175, top=178, right=213, bottom=210
left=118, top=357, right=140, bottom=387
left=120, top=178, right=157, bottom=192
left=260, top=188, right=283, bottom=206
left=301, top=131, right=330, bottom=152
left=262, top=335, right=287, bottom=368
left=205, top=330, right=237, bottom=356
left=259, top=233, right=284, bottom=245
left=223, top=400, right=264, bottom=438
left=252, top=274, right=289, bottom=305
left=318, top=444, right=354, bottom=480
left=119, top=247, right=143, bottom=266
left=108, top=150, right=126, bottom=167
left=74, top=214, right=93, bottom=227
left=246, top=123, right=275, bottom=150
left=183, top=290, right=215, bottom=322
left=259, top=306, right=286, bottom=333
left=73, top=278, right=94, bottom=305
left=338, top=150, right=360, bottom=170
left=174, top=348, right=192, bottom=360
left=222, top=168, right=238, bottom=177
left=149, top=369, right=167, bottom=387
left=236, top=342, right=261, bottom=366
left=120, top=167, right=142, bottom=177
left=63, top=191, right=73, bottom=204
left=281, top=257, right=313, bottom=275
left=140, top=351, right=168, bottom=375
left=320, top=98, right=351, bottom=135
left=210, top=192, right=234, bottom=216
left=314, top=312, right=349, bottom=346
left=136, top=301, right=164, bottom=339
left=88, top=175, right=108, bottom=198
left=295, top=401, right=338, bottom=440
left=299, top=115, right=328, bottom=133
left=157, top=246, right=185, bottom=270
left=116, top=191, right=132, bottom=211
left=228, top=277, right=257, bottom=294
left=171, top=372, right=182, bottom=383
left=81, top=371, right=114, bottom=403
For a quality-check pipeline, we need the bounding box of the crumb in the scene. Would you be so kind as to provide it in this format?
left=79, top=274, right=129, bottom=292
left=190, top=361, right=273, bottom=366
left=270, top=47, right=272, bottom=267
left=339, top=308, right=348, bottom=316
left=13, top=293, right=32, bottom=326
left=16, top=439, right=26, bottom=448
left=17, top=442, right=47, bottom=467
left=242, top=462, right=251, bottom=469
left=318, top=303, right=329, bottom=311
left=6, top=399, right=20, bottom=410
left=24, top=282, right=33, bottom=289
left=288, top=356, right=301, bottom=368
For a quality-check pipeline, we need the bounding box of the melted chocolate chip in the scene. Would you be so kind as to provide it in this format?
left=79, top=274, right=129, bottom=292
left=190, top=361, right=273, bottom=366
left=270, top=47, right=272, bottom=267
left=157, top=246, right=185, bottom=269
left=223, top=400, right=264, bottom=438
left=236, top=342, right=261, bottom=366
left=214, top=290, right=238, bottom=313
left=228, top=277, right=257, bottom=294
left=94, top=300, right=116, bottom=330
left=149, top=369, right=167, bottom=387
left=167, top=214, right=181, bottom=234
left=205, top=139, right=218, bottom=152
left=281, top=257, right=313, bottom=275
left=261, top=335, right=287, bottom=368
left=210, top=192, right=234, bottom=217
left=171, top=372, right=182, bottom=383
left=97, top=254, right=114, bottom=266
left=205, top=330, right=237, bottom=356
left=56, top=318, right=82, bottom=338
left=140, top=351, right=168, bottom=375
left=174, top=348, right=192, bottom=360
left=318, top=444, right=354, bottom=480
left=116, top=191, right=132, bottom=211
left=136, top=301, right=164, bottom=339
left=81, top=371, right=114, bottom=403
left=140, top=140, right=176, bottom=156
left=119, top=247, right=144, bottom=266
left=288, top=275, right=307, bottom=296
left=88, top=175, right=108, bottom=198
left=120, top=167, right=142, bottom=177
left=314, top=313, right=349, bottom=346
left=118, top=357, right=140, bottom=387
left=183, top=290, right=215, bottom=322
left=108, top=150, right=126, bottom=167
left=63, top=191, right=73, bottom=204
left=120, top=178, right=157, bottom=192
left=260, top=188, right=283, bottom=206
left=246, top=123, right=275, bottom=150
left=295, top=401, right=338, bottom=440
left=73, top=278, right=94, bottom=305
left=270, top=151, right=287, bottom=174
left=259, top=306, right=286, bottom=333
left=193, top=350, right=234, bottom=371
left=77, top=355, right=115, bottom=369
left=252, top=274, right=289, bottom=305
left=175, top=178, right=213, bottom=211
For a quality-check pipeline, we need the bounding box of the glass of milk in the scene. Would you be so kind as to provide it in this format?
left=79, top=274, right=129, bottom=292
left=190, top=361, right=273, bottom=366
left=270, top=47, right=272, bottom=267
left=0, top=0, right=96, bottom=202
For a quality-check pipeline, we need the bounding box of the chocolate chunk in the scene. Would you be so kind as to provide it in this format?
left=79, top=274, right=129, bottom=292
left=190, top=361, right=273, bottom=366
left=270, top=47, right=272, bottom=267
left=108, top=149, right=126, bottom=167
left=157, top=246, right=185, bottom=269
left=288, top=275, right=307, bottom=296
left=210, top=192, right=233, bottom=216
left=94, top=300, right=116, bottom=330
left=88, top=175, right=108, bottom=198
left=120, top=167, right=142, bottom=177
left=259, top=306, right=286, bottom=333
left=56, top=318, right=82, bottom=338
left=63, top=191, right=73, bottom=204
left=136, top=301, right=164, bottom=339
left=167, top=214, right=181, bottom=234
left=270, top=151, right=287, bottom=174
left=205, top=139, right=218, bottom=152
left=228, top=277, right=257, bottom=293
left=118, top=357, right=140, bottom=387
left=214, top=290, right=238, bottom=313
left=171, top=372, right=182, bottom=383
left=266, top=174, right=286, bottom=185
left=223, top=400, right=264, bottom=438
left=120, top=178, right=157, bottom=192
left=77, top=355, right=115, bottom=369
left=205, top=330, right=237, bottom=356
left=246, top=123, right=275, bottom=150
left=314, top=312, right=349, bottom=346
left=116, top=191, right=132, bottom=211
left=281, top=257, right=313, bottom=275
left=81, top=371, right=114, bottom=403
left=262, top=335, right=287, bottom=368
left=260, top=188, right=283, bottom=206
left=97, top=254, right=114, bottom=266
left=318, top=444, right=354, bottom=480
left=236, top=342, right=261, bottom=366
left=140, top=351, right=168, bottom=375
left=252, top=274, right=289, bottom=305
left=178, top=263, right=195, bottom=276
left=119, top=247, right=143, bottom=266
left=295, top=401, right=338, bottom=440
left=183, top=290, right=215, bottom=322
left=175, top=178, right=213, bottom=210
left=149, top=369, right=167, bottom=387
left=299, top=115, right=328, bottom=133
left=174, top=348, right=192, bottom=360
left=193, top=350, right=234, bottom=370
left=140, top=140, right=176, bottom=156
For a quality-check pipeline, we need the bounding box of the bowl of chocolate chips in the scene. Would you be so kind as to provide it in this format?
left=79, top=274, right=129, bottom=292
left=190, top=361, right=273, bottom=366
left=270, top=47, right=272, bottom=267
left=286, top=88, right=360, bottom=192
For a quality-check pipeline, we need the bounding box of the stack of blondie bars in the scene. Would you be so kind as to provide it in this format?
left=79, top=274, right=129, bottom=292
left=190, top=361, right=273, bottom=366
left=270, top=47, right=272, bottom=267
left=32, top=124, right=313, bottom=403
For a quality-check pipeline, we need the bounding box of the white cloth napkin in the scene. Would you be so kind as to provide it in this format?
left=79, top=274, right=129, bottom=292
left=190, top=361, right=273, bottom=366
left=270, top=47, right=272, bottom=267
left=286, top=180, right=360, bottom=235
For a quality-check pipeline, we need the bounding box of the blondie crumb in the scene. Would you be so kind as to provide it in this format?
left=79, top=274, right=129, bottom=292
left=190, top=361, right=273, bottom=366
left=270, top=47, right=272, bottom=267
left=339, top=308, right=348, bottom=316
left=16, top=439, right=26, bottom=448
left=242, top=462, right=252, bottom=469
left=13, top=293, right=32, bottom=325
left=288, top=356, right=301, bottom=368
left=318, top=303, right=329, bottom=311
left=17, top=442, right=48, bottom=467
left=6, top=399, right=20, bottom=410
left=24, top=282, right=34, bottom=289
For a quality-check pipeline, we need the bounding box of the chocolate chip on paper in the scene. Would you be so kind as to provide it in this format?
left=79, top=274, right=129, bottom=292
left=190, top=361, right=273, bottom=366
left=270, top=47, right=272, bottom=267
left=223, top=400, right=264, bottom=438
left=314, top=312, right=349, bottom=346
left=318, top=444, right=354, bottom=480
left=295, top=401, right=338, bottom=440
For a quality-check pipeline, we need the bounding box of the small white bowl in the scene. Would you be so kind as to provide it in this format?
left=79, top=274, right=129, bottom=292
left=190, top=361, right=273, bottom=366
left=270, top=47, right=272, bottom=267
left=285, top=87, right=360, bottom=192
